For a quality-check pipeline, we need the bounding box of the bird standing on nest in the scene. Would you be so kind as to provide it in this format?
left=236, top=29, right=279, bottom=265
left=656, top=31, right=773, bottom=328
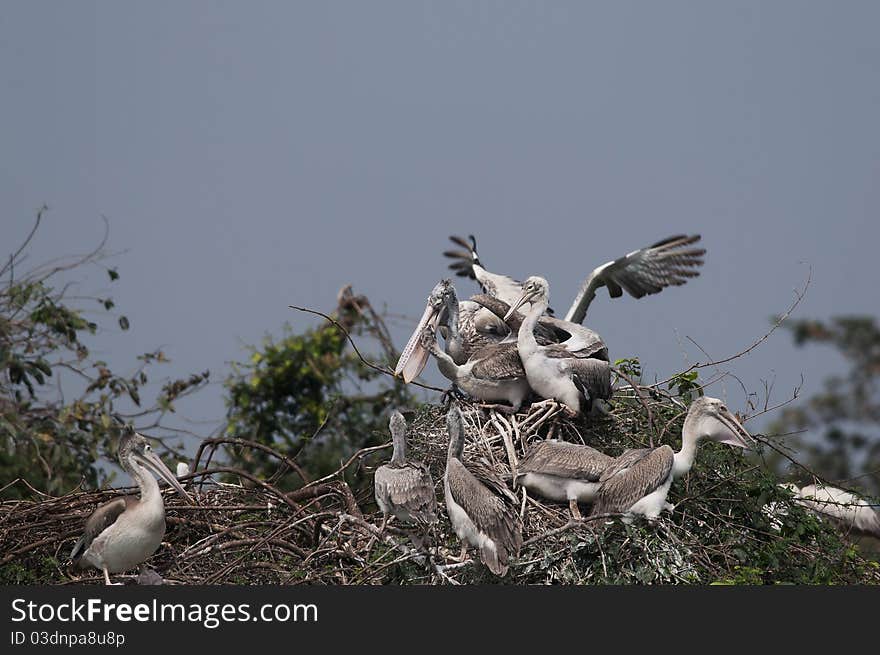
left=70, top=426, right=192, bottom=585
left=443, top=405, right=522, bottom=576
left=374, top=410, right=438, bottom=530
left=516, top=439, right=615, bottom=519
left=589, top=397, right=754, bottom=523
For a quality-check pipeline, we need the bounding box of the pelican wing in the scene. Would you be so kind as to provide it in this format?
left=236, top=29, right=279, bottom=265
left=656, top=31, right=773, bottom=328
left=565, top=235, right=705, bottom=324
left=519, top=440, right=614, bottom=481
left=374, top=462, right=438, bottom=524
left=798, top=485, right=880, bottom=538
left=590, top=446, right=674, bottom=516
left=443, top=235, right=525, bottom=306
left=70, top=495, right=136, bottom=565
left=446, top=458, right=523, bottom=573
left=540, top=316, right=608, bottom=360
left=470, top=343, right=526, bottom=380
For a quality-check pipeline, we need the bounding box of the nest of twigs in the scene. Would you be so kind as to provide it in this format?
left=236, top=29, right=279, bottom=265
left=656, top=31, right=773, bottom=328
left=2, top=392, right=879, bottom=585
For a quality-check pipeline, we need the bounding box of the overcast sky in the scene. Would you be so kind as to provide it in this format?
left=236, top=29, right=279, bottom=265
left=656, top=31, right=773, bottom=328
left=2, top=2, right=879, bottom=458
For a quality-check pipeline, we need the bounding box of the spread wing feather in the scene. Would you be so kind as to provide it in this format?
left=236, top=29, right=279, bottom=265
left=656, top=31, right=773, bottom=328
left=443, top=236, right=523, bottom=306
left=590, top=446, right=674, bottom=516
left=565, top=235, right=705, bottom=324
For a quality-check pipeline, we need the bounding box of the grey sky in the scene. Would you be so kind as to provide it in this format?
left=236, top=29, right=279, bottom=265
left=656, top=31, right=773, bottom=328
left=2, top=2, right=879, bottom=455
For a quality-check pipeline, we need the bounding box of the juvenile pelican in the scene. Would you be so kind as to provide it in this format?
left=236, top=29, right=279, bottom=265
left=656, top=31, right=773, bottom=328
left=421, top=325, right=531, bottom=414
left=788, top=483, right=880, bottom=539
left=588, top=396, right=754, bottom=522
left=516, top=440, right=615, bottom=519
left=374, top=410, right=438, bottom=528
left=443, top=233, right=705, bottom=324
left=444, top=406, right=523, bottom=576
left=506, top=277, right=613, bottom=416
left=564, top=234, right=706, bottom=324
left=394, top=280, right=607, bottom=385
left=70, top=426, right=192, bottom=585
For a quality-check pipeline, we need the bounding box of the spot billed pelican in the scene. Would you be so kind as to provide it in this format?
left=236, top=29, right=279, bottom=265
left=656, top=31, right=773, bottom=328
left=444, top=406, right=523, bottom=576
left=374, top=410, right=438, bottom=528
left=443, top=233, right=705, bottom=324
left=516, top=439, right=615, bottom=519
left=69, top=426, right=192, bottom=585
left=788, top=483, right=880, bottom=539
left=506, top=277, right=613, bottom=416
left=419, top=324, right=531, bottom=414
left=588, top=397, right=754, bottom=522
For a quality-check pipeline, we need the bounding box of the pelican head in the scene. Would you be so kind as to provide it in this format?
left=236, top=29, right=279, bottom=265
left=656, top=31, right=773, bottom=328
left=504, top=276, right=549, bottom=321
left=394, top=279, right=455, bottom=383
left=684, top=396, right=755, bottom=449
left=118, top=427, right=193, bottom=503
left=445, top=404, right=465, bottom=460
left=389, top=409, right=408, bottom=463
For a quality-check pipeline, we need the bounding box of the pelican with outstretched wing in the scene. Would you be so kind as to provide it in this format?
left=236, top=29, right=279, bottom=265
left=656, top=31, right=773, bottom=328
left=443, top=233, right=705, bottom=324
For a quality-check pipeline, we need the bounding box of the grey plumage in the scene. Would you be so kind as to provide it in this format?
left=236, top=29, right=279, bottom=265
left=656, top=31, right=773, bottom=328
left=507, top=277, right=614, bottom=415
left=69, top=426, right=192, bottom=584
left=589, top=447, right=675, bottom=516
left=423, top=327, right=532, bottom=413
left=443, top=235, right=528, bottom=308
left=565, top=234, right=705, bottom=324
left=374, top=411, right=438, bottom=526
left=70, top=496, right=136, bottom=567
left=518, top=440, right=614, bottom=481
left=443, top=407, right=523, bottom=576
left=587, top=397, right=754, bottom=521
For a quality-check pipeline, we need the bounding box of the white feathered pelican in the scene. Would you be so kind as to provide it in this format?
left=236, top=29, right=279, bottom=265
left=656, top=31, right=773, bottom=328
left=70, top=426, right=192, bottom=584
left=588, top=396, right=754, bottom=522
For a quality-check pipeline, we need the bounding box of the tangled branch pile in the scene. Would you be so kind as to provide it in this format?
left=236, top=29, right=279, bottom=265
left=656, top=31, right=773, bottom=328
left=2, top=392, right=878, bottom=585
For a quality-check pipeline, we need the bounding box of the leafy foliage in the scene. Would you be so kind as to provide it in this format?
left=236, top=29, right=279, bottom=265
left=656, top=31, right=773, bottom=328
left=223, top=289, right=415, bottom=492
left=0, top=211, right=209, bottom=498
left=768, top=316, right=880, bottom=495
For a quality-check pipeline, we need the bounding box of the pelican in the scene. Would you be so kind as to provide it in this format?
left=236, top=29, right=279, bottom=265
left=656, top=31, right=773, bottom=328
left=374, top=410, right=438, bottom=528
left=787, top=483, right=880, bottom=539
left=70, top=426, right=192, bottom=585
left=395, top=280, right=551, bottom=383
left=444, top=233, right=705, bottom=324
left=443, top=406, right=523, bottom=576
left=506, top=276, right=613, bottom=416
left=588, top=396, right=754, bottom=522
left=420, top=325, right=531, bottom=414
left=394, top=279, right=606, bottom=385
left=515, top=439, right=615, bottom=519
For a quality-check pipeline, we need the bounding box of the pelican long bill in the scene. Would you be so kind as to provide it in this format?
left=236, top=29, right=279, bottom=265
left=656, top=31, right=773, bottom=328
left=136, top=447, right=193, bottom=503
left=395, top=300, right=443, bottom=383
left=715, top=407, right=755, bottom=449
